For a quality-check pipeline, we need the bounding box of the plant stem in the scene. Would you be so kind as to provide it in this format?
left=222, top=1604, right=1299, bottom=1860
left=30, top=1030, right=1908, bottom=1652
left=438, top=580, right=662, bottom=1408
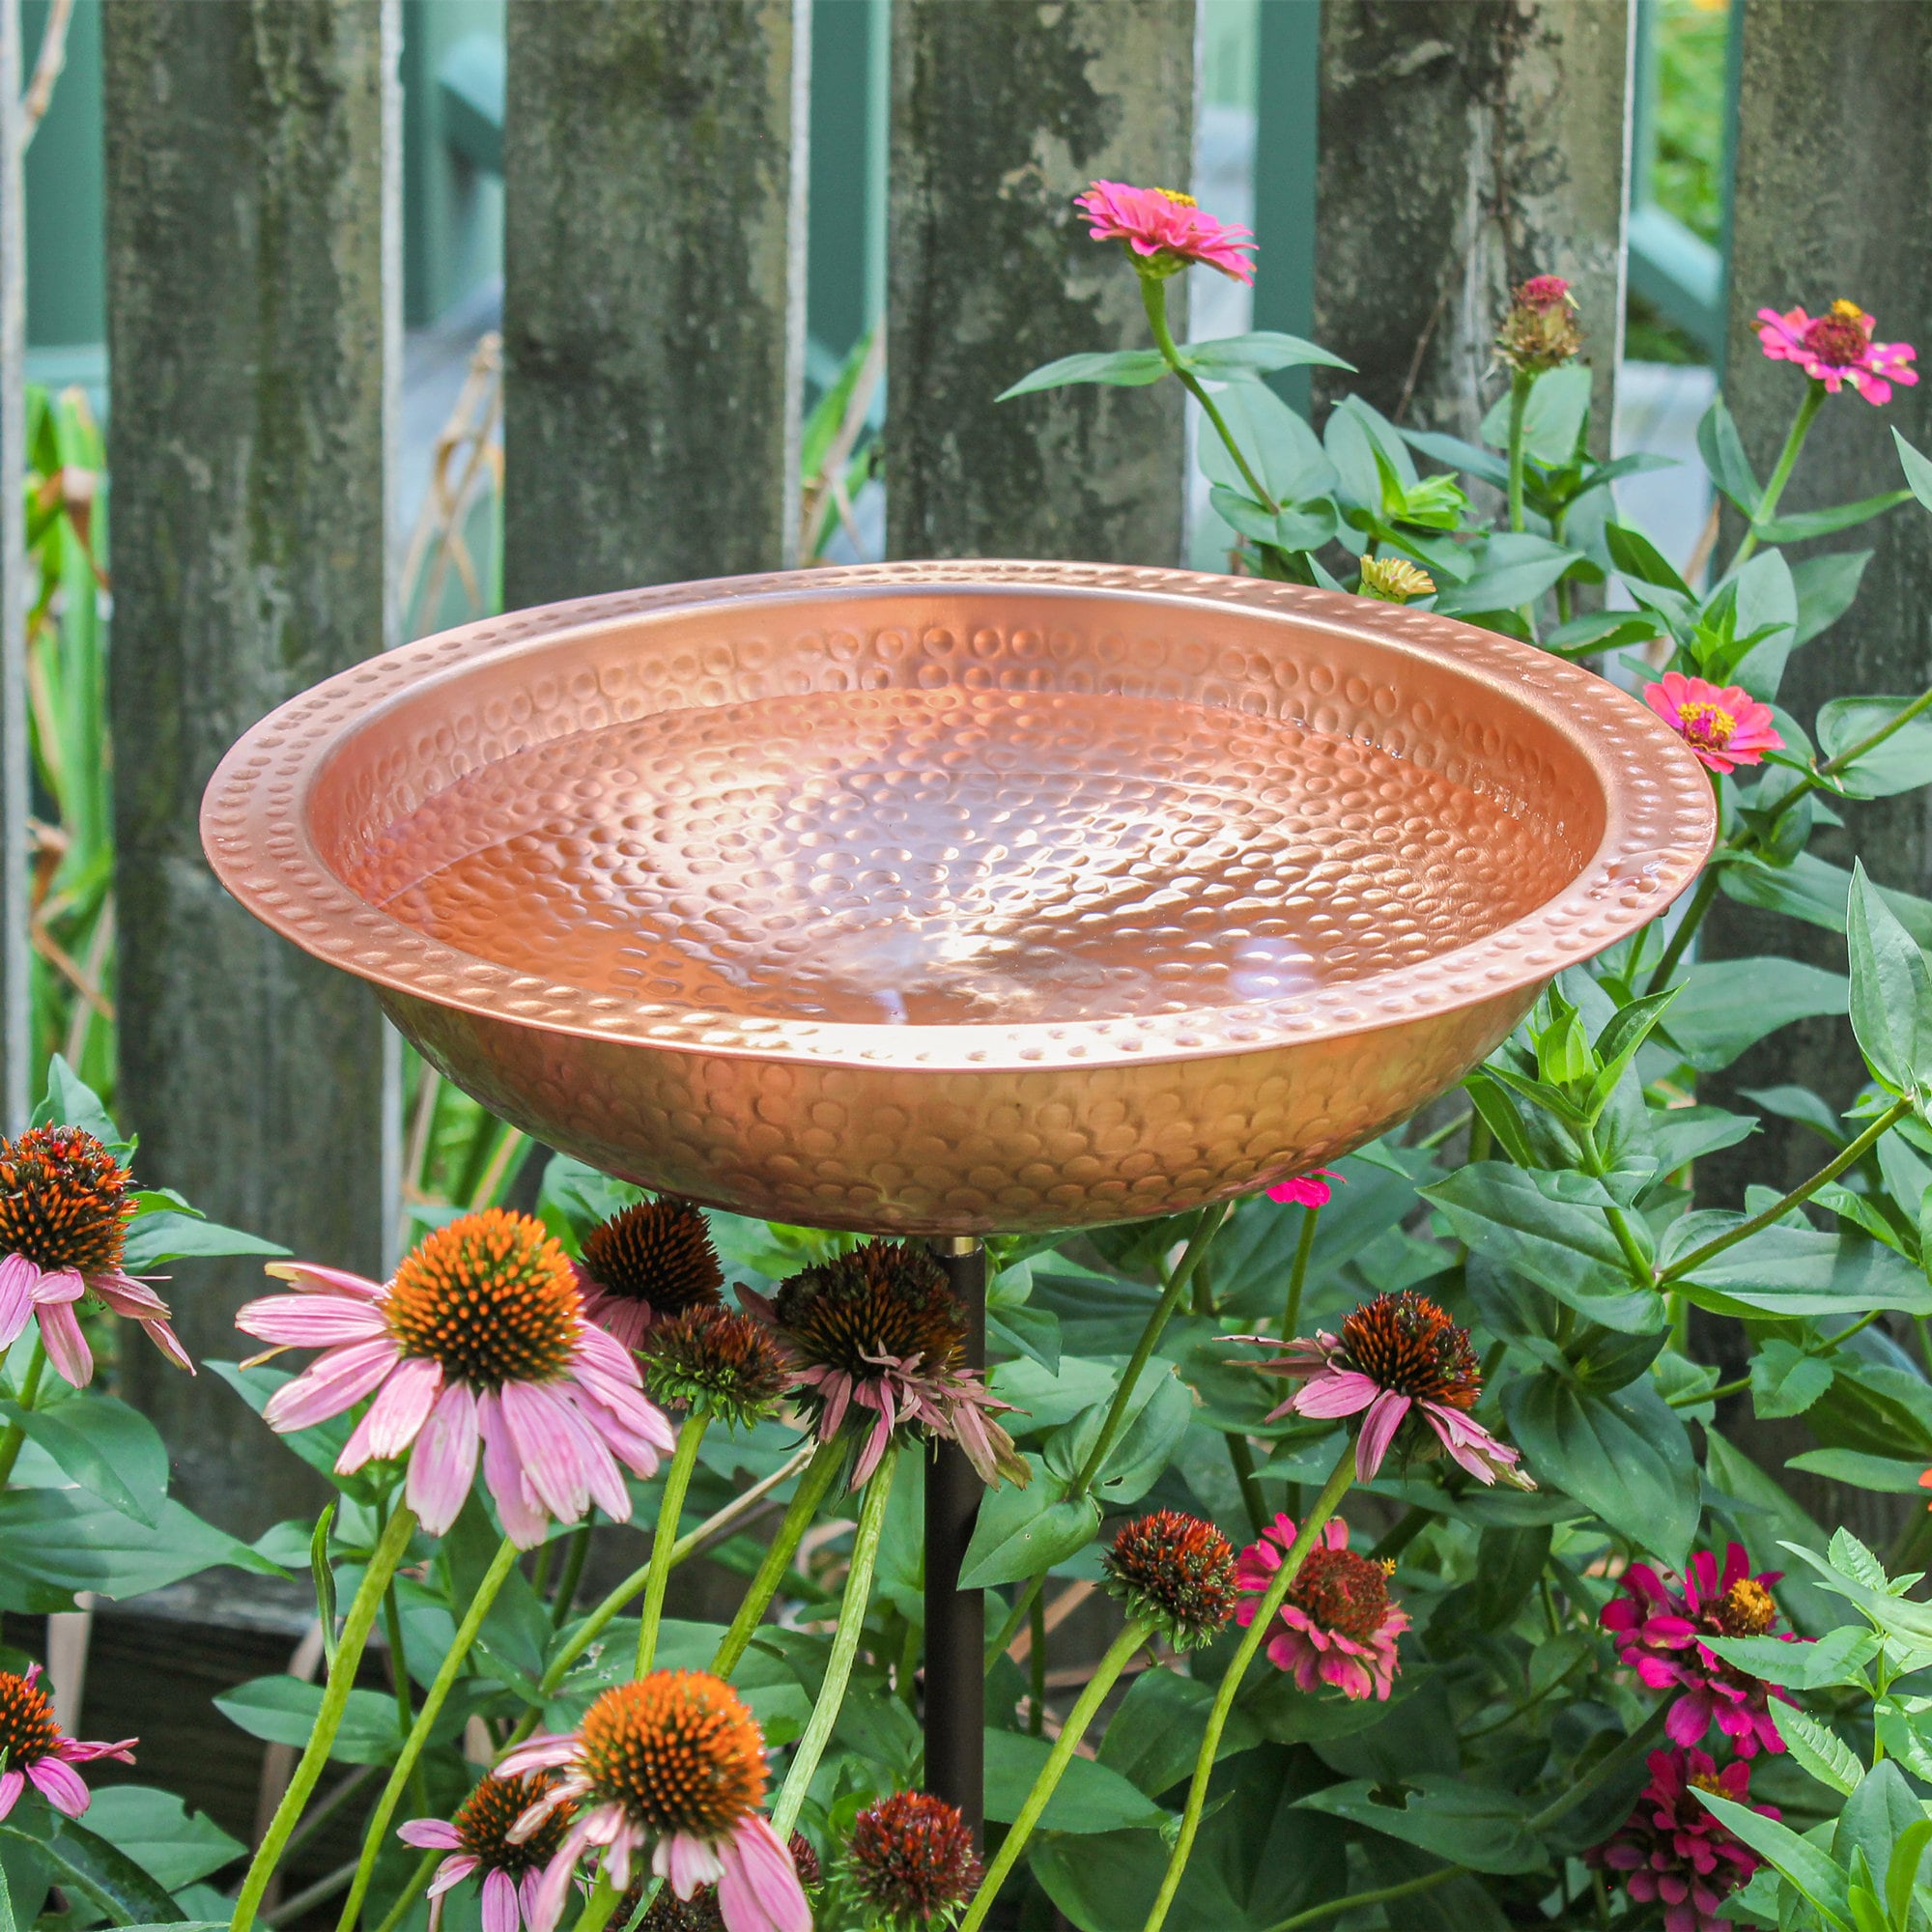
left=1576, top=1123, right=1658, bottom=1289
left=1073, top=1203, right=1230, bottom=1498
left=985, top=1574, right=1046, bottom=1678
left=1282, top=1207, right=1320, bottom=1339
left=1266, top=1865, right=1460, bottom=1932
left=959, top=1620, right=1153, bottom=1932
left=367, top=1852, right=438, bottom=1932
left=710, top=1436, right=845, bottom=1679
left=232, top=1505, right=419, bottom=1932
left=1762, top=682, right=1932, bottom=833
left=1139, top=1448, right=1355, bottom=1932
left=572, top=1870, right=622, bottom=1932
left=1141, top=277, right=1280, bottom=514
left=1666, top=1306, right=1884, bottom=1408
left=1733, top=380, right=1825, bottom=570
left=1527, top=1704, right=1669, bottom=1832
left=772, top=1444, right=898, bottom=1837
left=1660, top=1095, right=1913, bottom=1282
left=638, top=1414, right=710, bottom=1674
left=379, top=1577, right=428, bottom=1818
left=335, top=1533, right=522, bottom=1932
left=0, top=1342, right=47, bottom=1488
left=1225, top=1431, right=1268, bottom=1539
left=1506, top=368, right=1535, bottom=535
left=1644, top=867, right=1722, bottom=996
left=550, top=1520, right=593, bottom=1628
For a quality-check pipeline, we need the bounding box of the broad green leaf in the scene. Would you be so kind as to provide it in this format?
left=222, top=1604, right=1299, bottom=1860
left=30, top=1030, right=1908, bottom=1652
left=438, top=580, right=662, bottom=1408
left=1722, top=849, right=1932, bottom=947
left=1046, top=1368, right=1191, bottom=1505
left=0, top=1394, right=167, bottom=1527
left=1694, top=1791, right=1852, bottom=1927
left=997, top=350, right=1169, bottom=400
left=1895, top=428, right=1932, bottom=511
left=1848, top=861, right=1932, bottom=1102
left=1661, top=1217, right=1932, bottom=1319
left=205, top=1360, right=381, bottom=1500
left=1658, top=958, right=1848, bottom=1073
left=1793, top=549, right=1872, bottom=646
left=1816, top=696, right=1932, bottom=800
left=1605, top=521, right=1694, bottom=598
left=1835, top=1763, right=1923, bottom=1918
left=1750, top=1340, right=1834, bottom=1419
left=1400, top=427, right=1510, bottom=491
left=0, top=1809, right=185, bottom=1927
left=1477, top=363, right=1592, bottom=464
left=1702, top=1625, right=1879, bottom=1690
left=1780, top=1710, right=1864, bottom=1797
left=956, top=1459, right=1098, bottom=1589
left=122, top=1210, right=284, bottom=1271
left=1181, top=330, right=1352, bottom=379
left=1094, top=1669, right=1261, bottom=1800
left=213, top=1675, right=402, bottom=1765
left=1786, top=1449, right=1931, bottom=1493
left=1196, top=381, right=1341, bottom=505
left=1295, top=1776, right=1544, bottom=1875
left=1325, top=395, right=1417, bottom=508
left=0, top=1492, right=282, bottom=1605
left=30, top=1056, right=126, bottom=1153
left=80, top=1789, right=242, bottom=1893
left=1728, top=551, right=1799, bottom=698
left=1431, top=547, right=1583, bottom=617
left=982, top=1729, right=1166, bottom=1833
left=1887, top=1816, right=1932, bottom=1928
left=1754, top=491, right=1913, bottom=546
left=1699, top=394, right=1762, bottom=515
left=989, top=1354, right=1118, bottom=1433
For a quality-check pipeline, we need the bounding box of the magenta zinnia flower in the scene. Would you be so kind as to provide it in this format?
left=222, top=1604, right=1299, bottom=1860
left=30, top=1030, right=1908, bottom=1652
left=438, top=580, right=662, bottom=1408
left=1756, top=299, right=1918, bottom=405
left=743, top=1240, right=1025, bottom=1491
left=1588, top=1748, right=1771, bottom=1932
left=498, top=1672, right=809, bottom=1932
left=1644, top=671, right=1783, bottom=776
left=0, top=1125, right=191, bottom=1386
left=0, top=1662, right=134, bottom=1821
left=1602, top=1544, right=1802, bottom=1757
left=1074, top=180, right=1256, bottom=284
left=401, top=1772, right=578, bottom=1932
left=1249, top=1290, right=1531, bottom=1488
left=235, top=1208, right=675, bottom=1546
left=1264, top=1169, right=1336, bottom=1208
left=1236, top=1515, right=1408, bottom=1700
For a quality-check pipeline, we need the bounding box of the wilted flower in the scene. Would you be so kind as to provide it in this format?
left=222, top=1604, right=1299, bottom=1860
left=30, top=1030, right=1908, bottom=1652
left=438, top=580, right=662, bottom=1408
left=0, top=1124, right=190, bottom=1385
left=1074, top=180, right=1256, bottom=284
left=1644, top=671, right=1783, bottom=776
left=400, top=1772, right=577, bottom=1932
left=1249, top=1289, right=1531, bottom=1488
left=0, top=1662, right=134, bottom=1821
left=1357, top=556, right=1435, bottom=605
left=1587, top=1748, right=1771, bottom=1932
left=640, top=1305, right=792, bottom=1431
left=744, top=1241, right=1025, bottom=1491
left=1496, top=273, right=1582, bottom=372
left=1602, top=1544, right=1801, bottom=1757
left=1756, top=299, right=1918, bottom=406
left=842, top=1791, right=981, bottom=1931
left=236, top=1209, right=676, bottom=1545
left=1236, top=1515, right=1408, bottom=1701
left=577, top=1200, right=724, bottom=1353
left=1264, top=1169, right=1337, bottom=1208
left=1102, top=1510, right=1239, bottom=1651
left=498, top=1671, right=809, bottom=1932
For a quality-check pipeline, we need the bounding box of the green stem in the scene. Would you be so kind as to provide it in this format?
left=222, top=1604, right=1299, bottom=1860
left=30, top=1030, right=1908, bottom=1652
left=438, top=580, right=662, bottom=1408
left=1141, top=276, right=1280, bottom=514
left=231, top=1505, right=419, bottom=1932
left=0, top=1343, right=47, bottom=1488
left=1527, top=1705, right=1669, bottom=1832
left=710, top=1436, right=845, bottom=1679
left=985, top=1574, right=1046, bottom=1679
left=336, top=1534, right=523, bottom=1932
left=367, top=1853, right=438, bottom=1932
left=1282, top=1207, right=1320, bottom=1339
left=898, top=1612, right=922, bottom=1715
left=1506, top=368, right=1535, bottom=535
left=572, top=1870, right=622, bottom=1932
left=771, top=1444, right=898, bottom=1837
left=1139, top=1448, right=1355, bottom=1932
left=1265, top=1865, right=1460, bottom=1932
left=1073, top=1203, right=1229, bottom=1498
left=1667, top=1307, right=1885, bottom=1409
left=379, top=1578, right=428, bottom=1818
left=1644, top=866, right=1722, bottom=996
left=639, top=1414, right=710, bottom=1674
left=1577, top=1123, right=1657, bottom=1289
left=1764, top=681, right=1932, bottom=834
left=1028, top=1591, right=1047, bottom=1736
left=550, top=1520, right=593, bottom=1629
left=959, top=1620, right=1153, bottom=1932
left=1225, top=1431, right=1268, bottom=1539
left=1733, top=380, right=1825, bottom=570
left=1660, top=1096, right=1913, bottom=1282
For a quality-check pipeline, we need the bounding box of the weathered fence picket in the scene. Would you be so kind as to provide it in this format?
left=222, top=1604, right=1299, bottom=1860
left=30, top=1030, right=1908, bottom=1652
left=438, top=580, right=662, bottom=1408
left=102, top=0, right=398, bottom=1536
left=0, top=0, right=26, bottom=1136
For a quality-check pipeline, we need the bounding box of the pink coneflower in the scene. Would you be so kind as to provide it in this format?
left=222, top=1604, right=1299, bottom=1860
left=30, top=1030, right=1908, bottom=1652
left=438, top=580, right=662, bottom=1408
left=0, top=1662, right=134, bottom=1821
left=743, top=1241, right=1025, bottom=1491
left=1249, top=1290, right=1531, bottom=1488
left=1644, top=671, right=1783, bottom=776
left=841, top=1792, right=981, bottom=1931
left=575, top=1199, right=724, bottom=1353
left=498, top=1672, right=809, bottom=1932
left=1587, top=1748, right=1772, bottom=1932
left=0, top=1125, right=191, bottom=1386
left=1236, top=1515, right=1408, bottom=1700
left=1265, top=1170, right=1337, bottom=1208
left=235, top=1209, right=676, bottom=1546
left=1074, top=180, right=1256, bottom=284
left=1602, top=1544, right=1802, bottom=1758
left=1756, top=299, right=1918, bottom=405
left=400, top=1772, right=578, bottom=1932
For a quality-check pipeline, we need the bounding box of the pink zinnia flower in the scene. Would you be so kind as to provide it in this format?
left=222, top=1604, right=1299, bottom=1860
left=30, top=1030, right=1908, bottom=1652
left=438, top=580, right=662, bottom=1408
left=743, top=1240, right=1025, bottom=1491
left=1496, top=273, right=1583, bottom=371
left=574, top=1198, right=724, bottom=1353
left=401, top=1772, right=577, bottom=1932
left=499, top=1672, right=809, bottom=1932
left=1236, top=1514, right=1408, bottom=1700
left=0, top=1662, right=134, bottom=1821
left=0, top=1124, right=191, bottom=1386
left=1644, top=671, right=1782, bottom=776
left=235, top=1208, right=676, bottom=1546
left=1264, top=1169, right=1337, bottom=1208
left=1074, top=180, right=1256, bottom=284
left=1756, top=299, right=1918, bottom=405
left=1587, top=1748, right=1772, bottom=1932
left=1247, top=1290, right=1531, bottom=1488
left=1602, top=1544, right=1803, bottom=1757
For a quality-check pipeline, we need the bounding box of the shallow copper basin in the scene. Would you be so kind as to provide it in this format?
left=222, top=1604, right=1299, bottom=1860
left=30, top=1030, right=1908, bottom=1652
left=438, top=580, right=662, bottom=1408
left=201, top=562, right=1714, bottom=1236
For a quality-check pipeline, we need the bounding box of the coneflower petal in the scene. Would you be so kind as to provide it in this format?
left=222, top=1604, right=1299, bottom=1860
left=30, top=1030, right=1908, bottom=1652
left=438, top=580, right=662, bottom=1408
left=27, top=1754, right=89, bottom=1817
left=263, top=1337, right=403, bottom=1432
left=528, top=1817, right=593, bottom=1932
left=399, top=1820, right=463, bottom=1851
left=139, top=1318, right=194, bottom=1374
left=658, top=1830, right=724, bottom=1898
left=0, top=1770, right=23, bottom=1821
left=37, top=1300, right=92, bottom=1389
left=498, top=1380, right=592, bottom=1522
left=32, top=1265, right=85, bottom=1305
left=0, top=1255, right=39, bottom=1347
left=1290, top=1370, right=1381, bottom=1419
left=480, top=1392, right=551, bottom=1549
left=408, top=1379, right=481, bottom=1535
left=719, top=1815, right=811, bottom=1932
left=337, top=1355, right=443, bottom=1472
left=426, top=1856, right=478, bottom=1897
left=236, top=1293, right=389, bottom=1347
left=263, top=1262, right=386, bottom=1300
left=1354, top=1390, right=1410, bottom=1479
left=88, top=1270, right=170, bottom=1319
left=480, top=1868, right=519, bottom=1932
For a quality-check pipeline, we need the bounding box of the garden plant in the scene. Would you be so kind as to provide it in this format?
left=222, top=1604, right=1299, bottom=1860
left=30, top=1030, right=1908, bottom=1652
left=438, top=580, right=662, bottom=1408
left=4, top=181, right=1932, bottom=1932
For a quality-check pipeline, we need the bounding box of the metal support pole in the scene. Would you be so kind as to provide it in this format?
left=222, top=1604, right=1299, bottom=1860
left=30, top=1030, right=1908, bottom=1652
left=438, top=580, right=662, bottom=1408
left=923, top=1233, right=986, bottom=1842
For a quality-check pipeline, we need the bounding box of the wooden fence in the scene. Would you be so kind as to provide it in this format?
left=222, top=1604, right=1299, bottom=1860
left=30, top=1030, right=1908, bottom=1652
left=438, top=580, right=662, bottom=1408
left=0, top=0, right=1928, bottom=1530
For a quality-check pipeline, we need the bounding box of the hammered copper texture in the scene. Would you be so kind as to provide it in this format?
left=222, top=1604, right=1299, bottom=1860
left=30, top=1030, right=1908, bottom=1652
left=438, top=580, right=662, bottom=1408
left=201, top=563, right=1716, bottom=1235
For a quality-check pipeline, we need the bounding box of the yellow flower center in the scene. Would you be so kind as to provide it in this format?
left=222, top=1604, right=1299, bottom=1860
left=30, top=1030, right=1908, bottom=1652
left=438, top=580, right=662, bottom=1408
left=1831, top=298, right=1864, bottom=321
left=1154, top=188, right=1197, bottom=208
left=1716, top=1577, right=1778, bottom=1636
left=1675, top=700, right=1736, bottom=751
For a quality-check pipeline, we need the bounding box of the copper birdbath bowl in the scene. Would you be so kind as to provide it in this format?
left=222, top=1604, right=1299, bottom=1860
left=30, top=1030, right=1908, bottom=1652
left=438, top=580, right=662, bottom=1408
left=202, top=561, right=1714, bottom=1236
